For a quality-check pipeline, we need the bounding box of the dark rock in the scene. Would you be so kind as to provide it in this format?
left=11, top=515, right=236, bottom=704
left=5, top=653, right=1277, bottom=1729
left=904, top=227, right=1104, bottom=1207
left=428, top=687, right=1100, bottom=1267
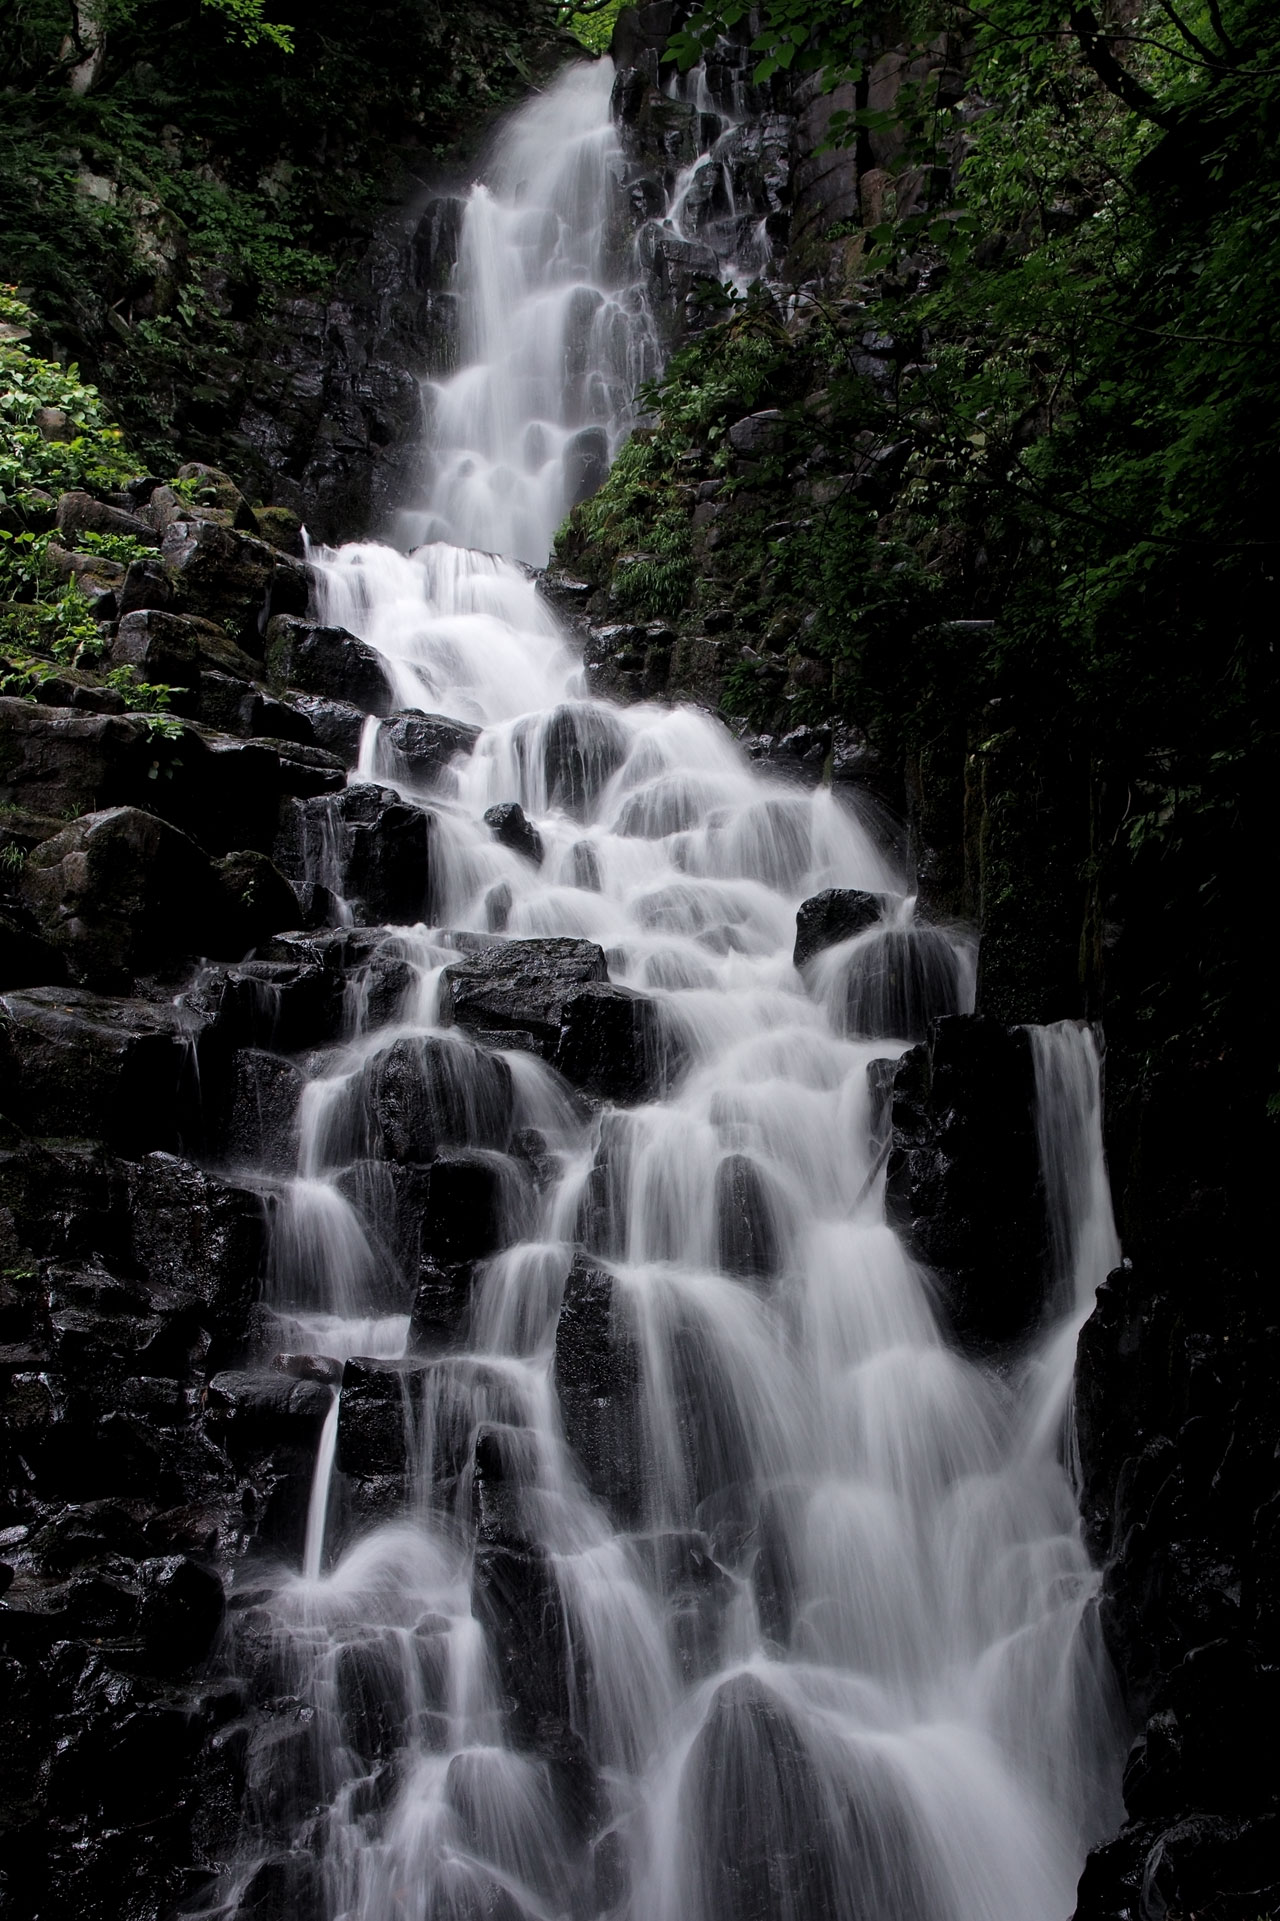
left=336, top=1355, right=427, bottom=1480
left=484, top=801, right=543, bottom=864
left=885, top=1016, right=1050, bottom=1347
left=830, top=925, right=970, bottom=1042
left=150, top=726, right=292, bottom=858
left=138, top=1554, right=224, bottom=1668
left=437, top=937, right=666, bottom=1098
left=0, top=986, right=198, bottom=1154
left=715, top=1153, right=782, bottom=1280
left=185, top=957, right=342, bottom=1056
left=471, top=1539, right=573, bottom=1744
left=128, top=1153, right=265, bottom=1351
left=376, top=710, right=481, bottom=785
left=555, top=979, right=670, bottom=1103
left=726, top=409, right=786, bottom=456
left=637, top=219, right=720, bottom=315
left=363, top=1034, right=513, bottom=1162
left=253, top=506, right=305, bottom=556
left=272, top=1351, right=343, bottom=1384
left=553, top=1254, right=644, bottom=1526
left=204, top=1369, right=333, bottom=1441
left=55, top=489, right=159, bottom=548
left=407, top=1260, right=476, bottom=1350
left=439, top=937, right=606, bottom=1055
left=421, top=1153, right=510, bottom=1263
left=792, top=887, right=888, bottom=968
left=116, top=554, right=177, bottom=617
left=213, top=850, right=303, bottom=954
left=275, top=783, right=431, bottom=926
left=265, top=614, right=392, bottom=716
left=283, top=692, right=368, bottom=765
left=20, top=806, right=218, bottom=989
left=682, top=1672, right=920, bottom=1921
left=564, top=425, right=609, bottom=506
left=112, top=607, right=261, bottom=686
left=519, top=703, right=628, bottom=819
left=0, top=698, right=154, bottom=819
left=159, top=517, right=309, bottom=630
left=215, top=1048, right=305, bottom=1173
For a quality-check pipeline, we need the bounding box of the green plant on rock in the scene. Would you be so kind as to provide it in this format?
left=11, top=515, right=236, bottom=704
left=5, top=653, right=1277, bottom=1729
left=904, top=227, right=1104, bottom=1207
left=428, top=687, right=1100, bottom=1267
left=0, top=291, right=136, bottom=512
left=73, top=528, right=151, bottom=565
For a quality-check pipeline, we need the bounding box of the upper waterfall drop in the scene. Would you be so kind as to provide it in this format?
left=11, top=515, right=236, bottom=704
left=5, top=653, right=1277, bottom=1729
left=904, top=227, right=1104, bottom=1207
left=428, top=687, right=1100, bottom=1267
left=415, top=60, right=661, bottom=566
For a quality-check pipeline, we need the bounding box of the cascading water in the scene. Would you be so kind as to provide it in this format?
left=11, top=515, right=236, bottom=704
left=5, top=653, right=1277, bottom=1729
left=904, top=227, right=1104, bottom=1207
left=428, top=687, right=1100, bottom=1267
left=214, top=59, right=1125, bottom=1921
left=411, top=61, right=661, bottom=567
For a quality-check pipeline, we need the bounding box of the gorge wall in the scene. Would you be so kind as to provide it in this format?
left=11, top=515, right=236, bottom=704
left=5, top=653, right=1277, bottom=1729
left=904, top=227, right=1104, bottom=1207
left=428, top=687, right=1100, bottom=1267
left=2, top=3, right=1277, bottom=1918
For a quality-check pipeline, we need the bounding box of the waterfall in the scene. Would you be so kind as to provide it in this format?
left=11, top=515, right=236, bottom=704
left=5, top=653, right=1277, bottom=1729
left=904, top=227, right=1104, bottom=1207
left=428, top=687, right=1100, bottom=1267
left=216, top=59, right=1125, bottom=1921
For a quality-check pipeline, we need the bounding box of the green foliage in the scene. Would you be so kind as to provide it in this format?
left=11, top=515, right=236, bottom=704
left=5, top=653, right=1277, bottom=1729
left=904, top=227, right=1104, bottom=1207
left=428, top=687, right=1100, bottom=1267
left=199, top=0, right=293, bottom=52
left=0, top=0, right=561, bottom=470
left=72, top=527, right=149, bottom=564
left=562, top=0, right=625, bottom=56
left=0, top=290, right=135, bottom=509
left=101, top=664, right=180, bottom=713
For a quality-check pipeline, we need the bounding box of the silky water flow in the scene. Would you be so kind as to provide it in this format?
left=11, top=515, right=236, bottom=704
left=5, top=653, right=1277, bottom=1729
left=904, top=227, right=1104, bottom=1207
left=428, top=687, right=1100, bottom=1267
left=214, top=58, right=1125, bottom=1921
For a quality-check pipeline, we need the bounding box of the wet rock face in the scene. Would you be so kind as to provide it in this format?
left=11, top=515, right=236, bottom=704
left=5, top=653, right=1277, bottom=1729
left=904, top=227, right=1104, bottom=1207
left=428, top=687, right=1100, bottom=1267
left=1071, top=1256, right=1280, bottom=1919
left=274, top=782, right=432, bottom=926
left=20, top=806, right=218, bottom=989
left=376, top=710, right=481, bottom=785
left=885, top=1016, right=1050, bottom=1348
left=439, top=937, right=667, bottom=1102
left=792, top=887, right=888, bottom=969
left=553, top=1255, right=645, bottom=1527
left=264, top=614, right=393, bottom=716
left=0, top=1131, right=272, bottom=1916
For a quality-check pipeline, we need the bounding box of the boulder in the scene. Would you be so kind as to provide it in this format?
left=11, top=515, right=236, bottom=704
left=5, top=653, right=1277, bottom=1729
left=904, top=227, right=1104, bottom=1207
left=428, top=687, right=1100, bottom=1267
left=55, top=490, right=159, bottom=548
left=0, top=986, right=199, bottom=1154
left=192, top=673, right=314, bottom=744
left=439, top=937, right=606, bottom=1055
left=204, top=1369, right=333, bottom=1443
left=553, top=1254, right=645, bottom=1525
left=555, top=979, right=669, bottom=1103
left=885, top=1016, right=1050, bottom=1346
left=212, top=850, right=303, bottom=954
left=421, top=1153, right=510, bottom=1263
left=839, top=926, right=970, bottom=1041
left=792, top=887, right=888, bottom=968
left=438, top=938, right=667, bottom=1098
left=112, top=608, right=260, bottom=686
left=376, top=710, right=481, bottom=785
left=126, top=1153, right=265, bottom=1352
left=274, top=784, right=431, bottom=926
left=514, top=702, right=628, bottom=819
left=335, top=1354, right=429, bottom=1479
left=116, top=555, right=177, bottom=617
left=282, top=692, right=368, bottom=765
left=137, top=1554, right=225, bottom=1669
left=212, top=1048, right=305, bottom=1173
left=407, top=1259, right=477, bottom=1350
left=727, top=409, right=786, bottom=456
left=472, top=1537, right=574, bottom=1744
left=715, top=1153, right=782, bottom=1280
left=159, top=517, right=308, bottom=631
left=0, top=698, right=153, bottom=819
left=362, top=1035, right=513, bottom=1162
left=20, top=806, right=217, bottom=988
left=484, top=801, right=543, bottom=864
left=681, top=1673, right=919, bottom=1921
left=264, top=614, right=392, bottom=716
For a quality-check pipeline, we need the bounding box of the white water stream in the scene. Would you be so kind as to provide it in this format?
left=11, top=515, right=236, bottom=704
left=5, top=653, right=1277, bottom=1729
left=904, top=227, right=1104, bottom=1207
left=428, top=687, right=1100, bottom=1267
left=222, top=58, right=1124, bottom=1921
